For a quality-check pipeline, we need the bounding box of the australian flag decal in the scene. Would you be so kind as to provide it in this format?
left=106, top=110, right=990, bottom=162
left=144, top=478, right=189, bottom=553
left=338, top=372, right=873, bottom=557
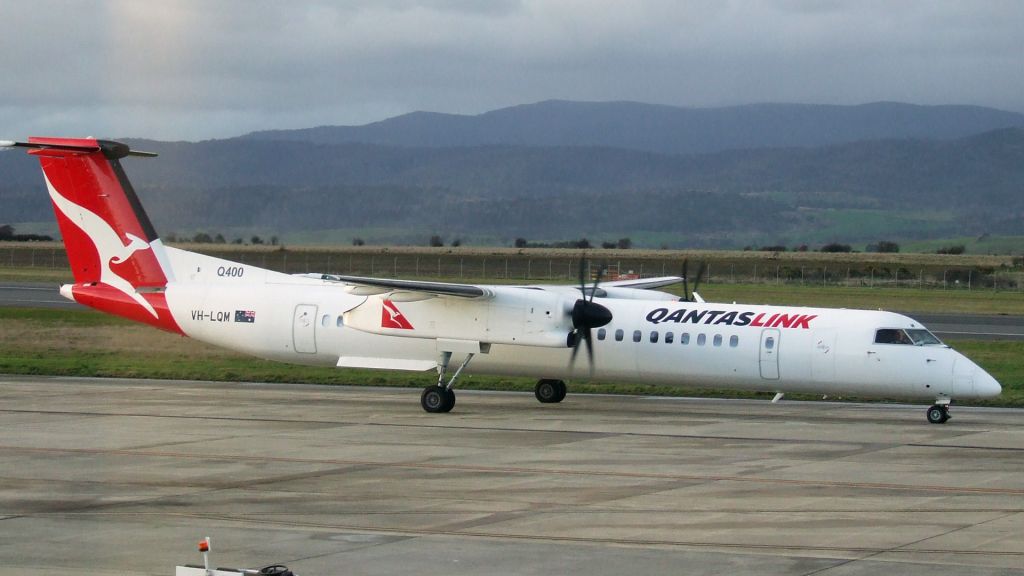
left=234, top=310, right=256, bottom=323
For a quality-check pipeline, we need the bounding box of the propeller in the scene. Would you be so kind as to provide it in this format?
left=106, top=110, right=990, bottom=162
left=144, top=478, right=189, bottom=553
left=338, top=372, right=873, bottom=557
left=568, top=258, right=613, bottom=372
left=679, top=258, right=707, bottom=302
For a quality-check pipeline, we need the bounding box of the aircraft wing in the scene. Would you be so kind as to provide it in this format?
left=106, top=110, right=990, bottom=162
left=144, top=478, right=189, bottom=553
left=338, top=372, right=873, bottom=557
left=322, top=274, right=490, bottom=298
left=599, top=276, right=681, bottom=290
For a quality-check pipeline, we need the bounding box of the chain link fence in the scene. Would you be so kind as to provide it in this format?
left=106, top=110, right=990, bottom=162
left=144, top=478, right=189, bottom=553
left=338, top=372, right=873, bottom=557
left=3, top=244, right=1022, bottom=291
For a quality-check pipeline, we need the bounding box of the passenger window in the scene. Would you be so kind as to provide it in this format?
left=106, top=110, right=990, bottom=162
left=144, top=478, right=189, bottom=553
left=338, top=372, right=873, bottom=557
left=665, top=332, right=674, bottom=344
left=713, top=334, right=722, bottom=347
left=650, top=331, right=659, bottom=343
left=336, top=316, right=344, bottom=328
left=729, top=335, right=738, bottom=347
left=697, top=333, right=706, bottom=346
left=633, top=330, right=642, bottom=343
left=597, top=328, right=606, bottom=341
left=615, top=329, right=624, bottom=342
left=680, top=333, right=690, bottom=345
left=765, top=337, right=774, bottom=350
left=321, top=314, right=330, bottom=327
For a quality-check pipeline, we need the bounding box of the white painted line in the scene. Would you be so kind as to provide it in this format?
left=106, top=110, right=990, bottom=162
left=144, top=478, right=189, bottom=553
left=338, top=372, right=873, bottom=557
left=936, top=330, right=1024, bottom=337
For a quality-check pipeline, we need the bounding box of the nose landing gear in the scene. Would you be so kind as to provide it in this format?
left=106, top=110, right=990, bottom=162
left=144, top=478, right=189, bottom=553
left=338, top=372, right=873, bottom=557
left=926, top=403, right=950, bottom=424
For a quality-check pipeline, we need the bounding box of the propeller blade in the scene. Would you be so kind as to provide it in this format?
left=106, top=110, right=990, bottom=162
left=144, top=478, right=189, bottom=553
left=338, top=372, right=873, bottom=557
left=681, top=259, right=690, bottom=301
left=589, top=263, right=605, bottom=303
left=692, top=262, right=707, bottom=296
left=583, top=328, right=595, bottom=371
left=569, top=330, right=582, bottom=364
left=568, top=257, right=611, bottom=373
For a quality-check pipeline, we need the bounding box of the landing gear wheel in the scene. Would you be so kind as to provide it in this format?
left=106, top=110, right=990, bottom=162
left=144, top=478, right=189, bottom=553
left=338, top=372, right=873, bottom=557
left=422, top=385, right=455, bottom=413
left=535, top=379, right=567, bottom=403
left=926, top=404, right=949, bottom=424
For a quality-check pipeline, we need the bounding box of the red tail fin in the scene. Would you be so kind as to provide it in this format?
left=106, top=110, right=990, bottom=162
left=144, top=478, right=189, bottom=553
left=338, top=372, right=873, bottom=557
left=23, top=137, right=182, bottom=333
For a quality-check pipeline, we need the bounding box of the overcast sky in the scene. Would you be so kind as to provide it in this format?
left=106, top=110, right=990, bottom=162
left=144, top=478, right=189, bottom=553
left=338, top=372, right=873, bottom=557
left=2, top=1, right=1023, bottom=141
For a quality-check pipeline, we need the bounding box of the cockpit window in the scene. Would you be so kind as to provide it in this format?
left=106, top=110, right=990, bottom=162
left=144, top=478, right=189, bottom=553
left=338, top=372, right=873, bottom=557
left=906, top=329, right=943, bottom=346
left=875, top=328, right=912, bottom=345
left=875, top=328, right=942, bottom=346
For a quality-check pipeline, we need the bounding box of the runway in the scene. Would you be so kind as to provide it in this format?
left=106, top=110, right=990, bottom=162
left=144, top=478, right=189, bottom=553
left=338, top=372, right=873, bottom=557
left=0, top=376, right=1021, bottom=575
left=3, top=282, right=1023, bottom=340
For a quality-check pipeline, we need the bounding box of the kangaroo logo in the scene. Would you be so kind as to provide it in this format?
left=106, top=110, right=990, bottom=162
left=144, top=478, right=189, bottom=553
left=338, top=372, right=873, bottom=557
left=44, top=174, right=159, bottom=318
left=381, top=299, right=414, bottom=330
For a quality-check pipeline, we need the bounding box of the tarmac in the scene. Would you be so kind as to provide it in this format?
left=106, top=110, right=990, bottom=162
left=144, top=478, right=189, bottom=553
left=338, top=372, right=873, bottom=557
left=0, top=376, right=1022, bottom=575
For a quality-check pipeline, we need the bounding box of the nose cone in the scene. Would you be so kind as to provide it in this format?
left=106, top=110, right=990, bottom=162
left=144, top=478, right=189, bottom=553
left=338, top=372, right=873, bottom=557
left=974, top=369, right=1002, bottom=398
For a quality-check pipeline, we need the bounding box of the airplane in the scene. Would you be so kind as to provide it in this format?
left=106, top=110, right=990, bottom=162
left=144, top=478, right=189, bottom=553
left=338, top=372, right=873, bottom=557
left=1, top=137, right=1002, bottom=424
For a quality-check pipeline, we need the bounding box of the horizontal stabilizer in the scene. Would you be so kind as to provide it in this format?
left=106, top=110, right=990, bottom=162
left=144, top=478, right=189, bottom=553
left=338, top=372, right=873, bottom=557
left=1, top=139, right=157, bottom=158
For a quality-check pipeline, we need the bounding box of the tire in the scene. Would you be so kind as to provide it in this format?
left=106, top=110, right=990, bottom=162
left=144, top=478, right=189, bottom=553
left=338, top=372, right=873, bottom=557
left=444, top=387, right=456, bottom=412
left=553, top=380, right=567, bottom=403
left=422, top=385, right=454, bottom=413
left=535, top=379, right=559, bottom=403
left=926, top=405, right=948, bottom=424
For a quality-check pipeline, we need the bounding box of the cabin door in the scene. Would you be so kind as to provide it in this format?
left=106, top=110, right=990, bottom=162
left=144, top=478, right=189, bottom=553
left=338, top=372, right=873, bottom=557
left=759, top=329, right=780, bottom=380
left=293, top=304, right=318, bottom=354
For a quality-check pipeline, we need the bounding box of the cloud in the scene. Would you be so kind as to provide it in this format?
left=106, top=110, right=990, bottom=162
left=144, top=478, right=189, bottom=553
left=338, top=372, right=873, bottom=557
left=2, top=0, right=1022, bottom=140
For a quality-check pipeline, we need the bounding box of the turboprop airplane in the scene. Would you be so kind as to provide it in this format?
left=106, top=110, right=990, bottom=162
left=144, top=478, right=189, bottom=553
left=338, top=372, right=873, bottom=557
left=2, top=137, right=1002, bottom=423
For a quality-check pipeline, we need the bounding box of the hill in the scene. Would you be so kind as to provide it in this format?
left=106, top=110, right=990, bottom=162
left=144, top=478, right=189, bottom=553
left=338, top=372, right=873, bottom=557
left=2, top=104, right=1024, bottom=248
left=244, top=100, right=1024, bottom=155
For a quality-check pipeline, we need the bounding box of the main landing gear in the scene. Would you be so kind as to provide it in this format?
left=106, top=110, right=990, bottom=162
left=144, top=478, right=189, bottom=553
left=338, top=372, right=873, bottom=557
left=421, top=351, right=475, bottom=413
left=926, top=402, right=951, bottom=424
left=535, top=379, right=567, bottom=403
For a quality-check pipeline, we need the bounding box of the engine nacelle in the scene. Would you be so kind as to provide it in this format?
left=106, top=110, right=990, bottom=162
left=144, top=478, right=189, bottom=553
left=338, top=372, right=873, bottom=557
left=343, top=286, right=573, bottom=348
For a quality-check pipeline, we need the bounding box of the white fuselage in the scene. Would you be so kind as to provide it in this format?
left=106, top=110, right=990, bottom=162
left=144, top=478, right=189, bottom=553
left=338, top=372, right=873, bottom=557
left=153, top=248, right=1001, bottom=402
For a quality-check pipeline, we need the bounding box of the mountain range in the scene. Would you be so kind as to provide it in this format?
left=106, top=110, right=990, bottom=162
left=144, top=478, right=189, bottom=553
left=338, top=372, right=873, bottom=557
left=3, top=100, right=1024, bottom=248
